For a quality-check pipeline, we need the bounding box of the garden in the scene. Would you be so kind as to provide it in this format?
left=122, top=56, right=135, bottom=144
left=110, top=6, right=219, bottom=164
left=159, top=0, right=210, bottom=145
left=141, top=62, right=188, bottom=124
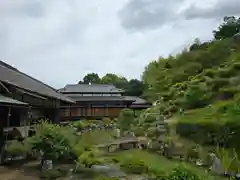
left=1, top=107, right=239, bottom=180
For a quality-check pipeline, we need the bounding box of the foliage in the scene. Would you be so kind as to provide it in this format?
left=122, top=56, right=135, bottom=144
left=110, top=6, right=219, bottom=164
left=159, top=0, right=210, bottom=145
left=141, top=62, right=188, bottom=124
left=95, top=176, right=120, bottom=180
left=118, top=156, right=149, bottom=174
left=25, top=121, right=77, bottom=161
left=71, top=119, right=114, bottom=132
left=176, top=99, right=240, bottom=150
left=5, top=140, right=29, bottom=157
left=77, top=148, right=102, bottom=168
left=77, top=129, right=116, bottom=146
left=125, top=79, right=144, bottom=96
left=163, top=166, right=205, bottom=180
left=213, top=16, right=240, bottom=40
left=78, top=73, right=144, bottom=96
left=117, top=108, right=135, bottom=133
left=111, top=149, right=223, bottom=179
left=215, top=147, right=240, bottom=174
left=80, top=73, right=101, bottom=84
left=72, top=120, right=89, bottom=131
left=102, top=118, right=112, bottom=125
left=141, top=16, right=240, bottom=118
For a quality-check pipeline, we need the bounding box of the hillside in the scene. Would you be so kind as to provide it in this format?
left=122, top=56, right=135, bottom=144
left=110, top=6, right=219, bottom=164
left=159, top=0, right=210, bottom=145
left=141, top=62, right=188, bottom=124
left=142, top=17, right=240, bottom=117
left=136, top=16, right=240, bottom=151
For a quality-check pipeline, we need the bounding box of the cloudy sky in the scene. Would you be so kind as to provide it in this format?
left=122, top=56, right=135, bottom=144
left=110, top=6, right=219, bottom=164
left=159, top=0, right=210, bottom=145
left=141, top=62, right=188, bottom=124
left=0, top=0, right=239, bottom=88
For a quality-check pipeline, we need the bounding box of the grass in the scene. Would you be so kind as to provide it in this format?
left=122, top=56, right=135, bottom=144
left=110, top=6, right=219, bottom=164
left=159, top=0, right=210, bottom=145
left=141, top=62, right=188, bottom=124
left=78, top=129, right=116, bottom=146
left=110, top=149, right=227, bottom=180
left=177, top=99, right=240, bottom=124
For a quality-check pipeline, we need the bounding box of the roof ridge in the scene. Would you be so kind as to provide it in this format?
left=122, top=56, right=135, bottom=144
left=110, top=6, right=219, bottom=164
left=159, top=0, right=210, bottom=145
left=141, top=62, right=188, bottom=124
left=0, top=62, right=58, bottom=92
left=0, top=60, right=18, bottom=71
left=0, top=60, right=74, bottom=103
left=66, top=83, right=115, bottom=86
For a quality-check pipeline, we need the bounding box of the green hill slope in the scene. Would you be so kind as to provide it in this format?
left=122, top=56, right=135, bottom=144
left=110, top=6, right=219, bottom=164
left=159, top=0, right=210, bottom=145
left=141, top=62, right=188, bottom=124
left=138, top=16, right=240, bottom=150
left=142, top=38, right=240, bottom=116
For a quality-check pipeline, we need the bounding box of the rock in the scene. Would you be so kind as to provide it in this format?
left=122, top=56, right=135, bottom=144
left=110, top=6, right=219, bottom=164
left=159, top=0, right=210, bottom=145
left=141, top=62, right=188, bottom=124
left=42, top=160, right=53, bottom=170
left=196, top=159, right=203, bottom=166
left=209, top=153, right=224, bottom=175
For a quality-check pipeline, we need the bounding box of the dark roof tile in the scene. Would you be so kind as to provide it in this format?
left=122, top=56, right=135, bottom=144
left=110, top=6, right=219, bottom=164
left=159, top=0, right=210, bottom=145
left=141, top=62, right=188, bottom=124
left=0, top=61, right=74, bottom=103
left=59, top=84, right=124, bottom=93
left=0, top=94, right=28, bottom=106
left=124, top=96, right=149, bottom=104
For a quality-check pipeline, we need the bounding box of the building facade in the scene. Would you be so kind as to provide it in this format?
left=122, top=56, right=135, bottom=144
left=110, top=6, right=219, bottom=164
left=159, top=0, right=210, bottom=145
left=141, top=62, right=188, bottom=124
left=0, top=60, right=74, bottom=140
left=58, top=84, right=151, bottom=121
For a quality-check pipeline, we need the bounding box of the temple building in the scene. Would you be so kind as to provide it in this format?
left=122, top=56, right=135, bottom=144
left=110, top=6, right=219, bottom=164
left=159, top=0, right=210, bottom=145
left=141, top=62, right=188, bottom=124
left=0, top=60, right=74, bottom=139
left=58, top=83, right=151, bottom=121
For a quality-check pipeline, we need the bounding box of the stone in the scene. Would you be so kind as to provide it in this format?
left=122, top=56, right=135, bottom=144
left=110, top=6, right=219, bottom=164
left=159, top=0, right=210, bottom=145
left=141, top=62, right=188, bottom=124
left=158, top=135, right=166, bottom=142
left=116, top=129, right=121, bottom=138
left=42, top=160, right=53, bottom=170
left=210, top=153, right=224, bottom=175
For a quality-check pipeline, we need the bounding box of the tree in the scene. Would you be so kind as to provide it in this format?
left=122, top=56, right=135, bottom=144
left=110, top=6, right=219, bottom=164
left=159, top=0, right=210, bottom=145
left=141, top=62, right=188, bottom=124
left=117, top=108, right=135, bottom=134
left=125, top=79, right=144, bottom=97
left=81, top=73, right=101, bottom=84
left=189, top=38, right=201, bottom=51
left=26, top=122, right=77, bottom=169
left=101, top=73, right=129, bottom=90
left=101, top=73, right=120, bottom=84
left=213, top=16, right=240, bottom=40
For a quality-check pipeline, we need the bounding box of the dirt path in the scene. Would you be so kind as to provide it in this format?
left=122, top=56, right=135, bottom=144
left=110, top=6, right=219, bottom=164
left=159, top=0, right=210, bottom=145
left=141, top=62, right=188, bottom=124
left=0, top=162, right=40, bottom=180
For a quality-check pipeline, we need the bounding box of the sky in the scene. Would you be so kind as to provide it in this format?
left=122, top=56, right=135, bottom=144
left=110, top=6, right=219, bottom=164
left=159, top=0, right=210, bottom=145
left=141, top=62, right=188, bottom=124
left=0, top=0, right=240, bottom=88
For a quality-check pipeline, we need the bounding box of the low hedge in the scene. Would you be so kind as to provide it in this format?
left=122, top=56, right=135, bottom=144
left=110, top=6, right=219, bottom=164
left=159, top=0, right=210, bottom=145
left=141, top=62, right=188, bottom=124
left=176, top=115, right=240, bottom=150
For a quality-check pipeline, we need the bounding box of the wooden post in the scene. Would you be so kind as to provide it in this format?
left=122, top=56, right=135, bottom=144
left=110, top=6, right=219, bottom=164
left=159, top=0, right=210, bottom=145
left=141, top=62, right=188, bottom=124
left=69, top=105, right=71, bottom=121
left=0, top=106, right=11, bottom=164
left=106, top=104, right=108, bottom=117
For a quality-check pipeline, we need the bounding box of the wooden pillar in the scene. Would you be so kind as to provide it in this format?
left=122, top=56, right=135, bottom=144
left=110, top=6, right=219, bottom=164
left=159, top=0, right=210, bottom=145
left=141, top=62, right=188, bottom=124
left=0, top=106, right=5, bottom=164
left=90, top=104, right=93, bottom=118
left=105, top=104, right=108, bottom=117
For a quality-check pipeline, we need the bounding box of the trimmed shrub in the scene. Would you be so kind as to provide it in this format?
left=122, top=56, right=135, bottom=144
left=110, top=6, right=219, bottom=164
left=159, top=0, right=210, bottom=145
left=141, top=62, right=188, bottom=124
left=163, top=166, right=205, bottom=180
left=5, top=140, right=29, bottom=157
left=119, top=156, right=149, bottom=174
left=176, top=100, right=240, bottom=150
left=117, top=108, right=135, bottom=132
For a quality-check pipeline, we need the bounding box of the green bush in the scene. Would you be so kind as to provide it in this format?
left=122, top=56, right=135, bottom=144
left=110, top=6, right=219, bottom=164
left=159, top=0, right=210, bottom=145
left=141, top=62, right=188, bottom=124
left=163, top=166, right=204, bottom=180
left=176, top=100, right=240, bottom=150
left=102, top=118, right=112, bottom=125
left=5, top=140, right=29, bottom=157
left=26, top=121, right=77, bottom=161
left=77, top=148, right=102, bottom=168
left=95, top=176, right=120, bottom=180
left=72, top=120, right=89, bottom=130
left=119, top=156, right=149, bottom=174
left=117, top=108, right=135, bottom=133
left=132, top=127, right=145, bottom=136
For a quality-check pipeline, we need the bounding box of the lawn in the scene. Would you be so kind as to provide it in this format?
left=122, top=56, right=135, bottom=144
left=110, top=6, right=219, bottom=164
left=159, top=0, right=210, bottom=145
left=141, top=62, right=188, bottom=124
left=111, top=149, right=227, bottom=180
left=75, top=129, right=228, bottom=179
left=77, top=129, right=117, bottom=146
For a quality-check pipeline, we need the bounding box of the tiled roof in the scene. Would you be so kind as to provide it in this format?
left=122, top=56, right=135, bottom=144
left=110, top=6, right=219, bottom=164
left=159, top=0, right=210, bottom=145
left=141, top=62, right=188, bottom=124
left=0, top=61, right=74, bottom=103
left=0, top=94, right=28, bottom=106
left=59, top=84, right=124, bottom=93
left=124, top=96, right=149, bottom=104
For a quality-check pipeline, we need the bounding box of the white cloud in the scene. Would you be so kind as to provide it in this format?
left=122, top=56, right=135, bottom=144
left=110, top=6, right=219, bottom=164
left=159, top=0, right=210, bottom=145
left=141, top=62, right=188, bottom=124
left=0, top=0, right=229, bottom=88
